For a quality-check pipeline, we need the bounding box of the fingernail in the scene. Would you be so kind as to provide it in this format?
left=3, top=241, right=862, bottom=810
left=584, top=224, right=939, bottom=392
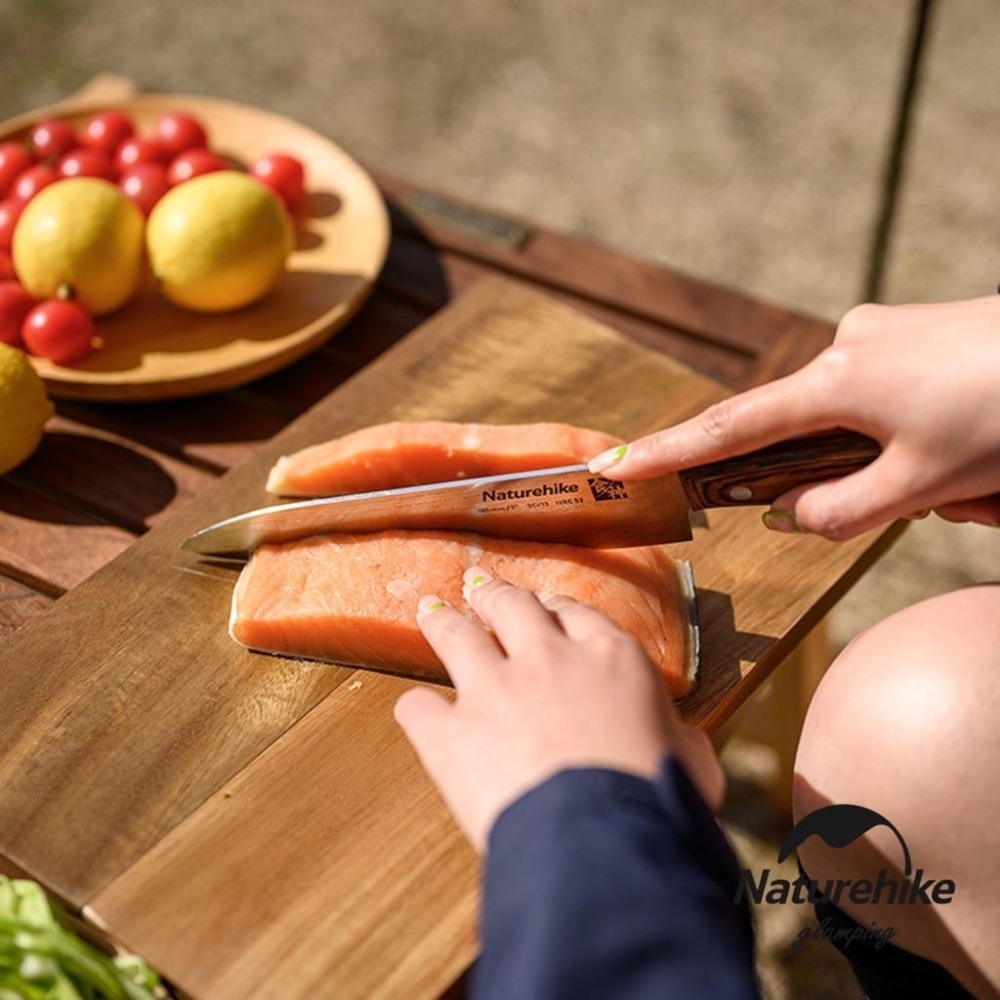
left=463, top=566, right=492, bottom=588
left=416, top=594, right=447, bottom=620
left=537, top=590, right=557, bottom=605
left=762, top=509, right=806, bottom=534
left=587, top=443, right=629, bottom=474
left=461, top=566, right=492, bottom=604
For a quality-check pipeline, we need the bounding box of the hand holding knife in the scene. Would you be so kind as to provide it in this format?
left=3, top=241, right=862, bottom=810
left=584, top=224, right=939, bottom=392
left=184, top=430, right=880, bottom=557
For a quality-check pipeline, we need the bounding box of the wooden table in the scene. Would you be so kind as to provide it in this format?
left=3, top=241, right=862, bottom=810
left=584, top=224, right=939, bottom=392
left=0, top=76, right=901, bottom=1000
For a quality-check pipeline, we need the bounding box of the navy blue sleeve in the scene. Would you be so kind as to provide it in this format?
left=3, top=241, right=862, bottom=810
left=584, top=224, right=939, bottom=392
left=473, top=756, right=760, bottom=1000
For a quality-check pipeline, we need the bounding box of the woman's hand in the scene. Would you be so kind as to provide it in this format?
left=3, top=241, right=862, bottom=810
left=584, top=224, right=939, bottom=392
left=589, top=296, right=1000, bottom=540
left=394, top=568, right=724, bottom=853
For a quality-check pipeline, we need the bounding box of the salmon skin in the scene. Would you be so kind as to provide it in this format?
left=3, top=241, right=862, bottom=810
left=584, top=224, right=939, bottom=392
left=230, top=531, right=698, bottom=697
left=266, top=421, right=623, bottom=497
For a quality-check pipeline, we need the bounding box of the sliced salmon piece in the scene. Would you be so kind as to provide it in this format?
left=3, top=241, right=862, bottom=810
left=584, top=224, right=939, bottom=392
left=266, top=421, right=623, bottom=497
left=230, top=531, right=697, bottom=697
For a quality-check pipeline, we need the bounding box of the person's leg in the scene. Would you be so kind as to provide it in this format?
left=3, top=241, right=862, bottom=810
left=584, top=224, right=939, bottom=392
left=793, top=584, right=1000, bottom=1000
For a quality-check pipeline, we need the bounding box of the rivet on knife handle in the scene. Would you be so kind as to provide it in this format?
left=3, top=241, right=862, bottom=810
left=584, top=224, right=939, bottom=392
left=677, top=431, right=882, bottom=509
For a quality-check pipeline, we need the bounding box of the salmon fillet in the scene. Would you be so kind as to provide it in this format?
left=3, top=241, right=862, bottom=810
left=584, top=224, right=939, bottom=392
left=230, top=531, right=697, bottom=697
left=266, top=421, right=623, bottom=497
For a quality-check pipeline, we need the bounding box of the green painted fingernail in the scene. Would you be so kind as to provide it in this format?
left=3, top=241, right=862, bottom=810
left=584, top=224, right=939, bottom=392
left=463, top=566, right=492, bottom=588
left=762, top=509, right=806, bottom=534
left=588, top=443, right=629, bottom=474
left=417, top=595, right=447, bottom=618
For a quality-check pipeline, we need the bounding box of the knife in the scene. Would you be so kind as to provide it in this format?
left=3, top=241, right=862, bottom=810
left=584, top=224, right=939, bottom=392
left=183, top=430, right=881, bottom=557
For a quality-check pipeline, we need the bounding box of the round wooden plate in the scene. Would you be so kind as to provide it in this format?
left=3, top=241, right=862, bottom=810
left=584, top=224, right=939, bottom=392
left=0, top=94, right=390, bottom=401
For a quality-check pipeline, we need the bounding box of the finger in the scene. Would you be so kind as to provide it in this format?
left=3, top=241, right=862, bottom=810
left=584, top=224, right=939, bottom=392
left=766, top=454, right=923, bottom=540
left=462, top=567, right=561, bottom=654
left=393, top=686, right=455, bottom=773
left=394, top=687, right=479, bottom=844
left=588, top=361, right=852, bottom=480
left=416, top=595, right=504, bottom=689
left=537, top=592, right=623, bottom=642
left=395, top=687, right=484, bottom=852
left=934, top=496, right=1000, bottom=527
left=394, top=685, right=453, bottom=748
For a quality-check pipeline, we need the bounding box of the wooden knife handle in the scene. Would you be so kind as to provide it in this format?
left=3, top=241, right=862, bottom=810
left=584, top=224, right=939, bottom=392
left=678, top=430, right=882, bottom=510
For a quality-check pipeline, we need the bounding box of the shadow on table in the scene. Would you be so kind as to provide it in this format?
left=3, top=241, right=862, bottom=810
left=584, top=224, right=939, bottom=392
left=4, top=433, right=177, bottom=528
left=298, top=190, right=342, bottom=219
left=679, top=587, right=772, bottom=727
left=378, top=196, right=454, bottom=308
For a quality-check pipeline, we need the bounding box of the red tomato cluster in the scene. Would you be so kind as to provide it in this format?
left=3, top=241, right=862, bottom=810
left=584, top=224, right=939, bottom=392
left=0, top=282, right=95, bottom=364
left=0, top=108, right=307, bottom=366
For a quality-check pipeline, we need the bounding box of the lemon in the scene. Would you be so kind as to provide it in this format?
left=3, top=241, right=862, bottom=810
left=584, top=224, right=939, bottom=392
left=146, top=171, right=293, bottom=313
left=12, top=178, right=145, bottom=316
left=0, top=344, right=54, bottom=475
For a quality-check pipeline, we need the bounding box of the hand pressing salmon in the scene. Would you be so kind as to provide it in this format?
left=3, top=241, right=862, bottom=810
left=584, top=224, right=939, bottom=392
left=226, top=421, right=698, bottom=695
left=229, top=530, right=698, bottom=697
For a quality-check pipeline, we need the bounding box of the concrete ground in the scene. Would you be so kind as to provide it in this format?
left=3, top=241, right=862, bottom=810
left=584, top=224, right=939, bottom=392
left=3, top=1, right=998, bottom=996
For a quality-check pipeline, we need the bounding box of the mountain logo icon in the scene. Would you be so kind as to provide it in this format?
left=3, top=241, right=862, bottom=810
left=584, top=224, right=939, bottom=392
left=778, top=804, right=912, bottom=877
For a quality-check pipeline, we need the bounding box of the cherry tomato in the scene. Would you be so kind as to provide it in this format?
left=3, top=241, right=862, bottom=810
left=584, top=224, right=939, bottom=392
left=154, top=113, right=208, bottom=159
left=81, top=111, right=134, bottom=155
left=0, top=197, right=26, bottom=251
left=114, top=137, right=168, bottom=174
left=0, top=143, right=34, bottom=199
left=58, top=147, right=114, bottom=181
left=29, top=120, right=77, bottom=161
left=21, top=299, right=96, bottom=365
left=167, top=149, right=227, bottom=186
left=0, top=281, right=35, bottom=347
left=13, top=164, right=59, bottom=202
left=250, top=153, right=305, bottom=211
left=119, top=162, right=170, bottom=216
left=0, top=250, right=14, bottom=281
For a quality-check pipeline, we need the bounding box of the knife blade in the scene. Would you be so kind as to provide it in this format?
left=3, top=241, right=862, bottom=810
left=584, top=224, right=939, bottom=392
left=183, top=430, right=880, bottom=557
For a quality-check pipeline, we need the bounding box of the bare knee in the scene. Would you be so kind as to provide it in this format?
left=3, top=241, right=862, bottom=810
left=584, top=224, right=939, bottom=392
left=795, top=585, right=1000, bottom=828
left=793, top=584, right=1000, bottom=881
left=793, top=585, right=1000, bottom=996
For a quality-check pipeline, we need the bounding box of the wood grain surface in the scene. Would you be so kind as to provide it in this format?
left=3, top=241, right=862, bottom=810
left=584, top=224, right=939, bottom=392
left=372, top=172, right=837, bottom=388
left=0, top=280, right=897, bottom=1000
left=0, top=480, right=137, bottom=593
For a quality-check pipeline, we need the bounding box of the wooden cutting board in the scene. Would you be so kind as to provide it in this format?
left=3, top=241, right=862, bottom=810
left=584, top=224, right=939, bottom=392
left=0, top=279, right=894, bottom=1000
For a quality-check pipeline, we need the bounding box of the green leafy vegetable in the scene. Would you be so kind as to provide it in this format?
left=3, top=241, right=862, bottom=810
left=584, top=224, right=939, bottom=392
left=0, top=877, right=161, bottom=1000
